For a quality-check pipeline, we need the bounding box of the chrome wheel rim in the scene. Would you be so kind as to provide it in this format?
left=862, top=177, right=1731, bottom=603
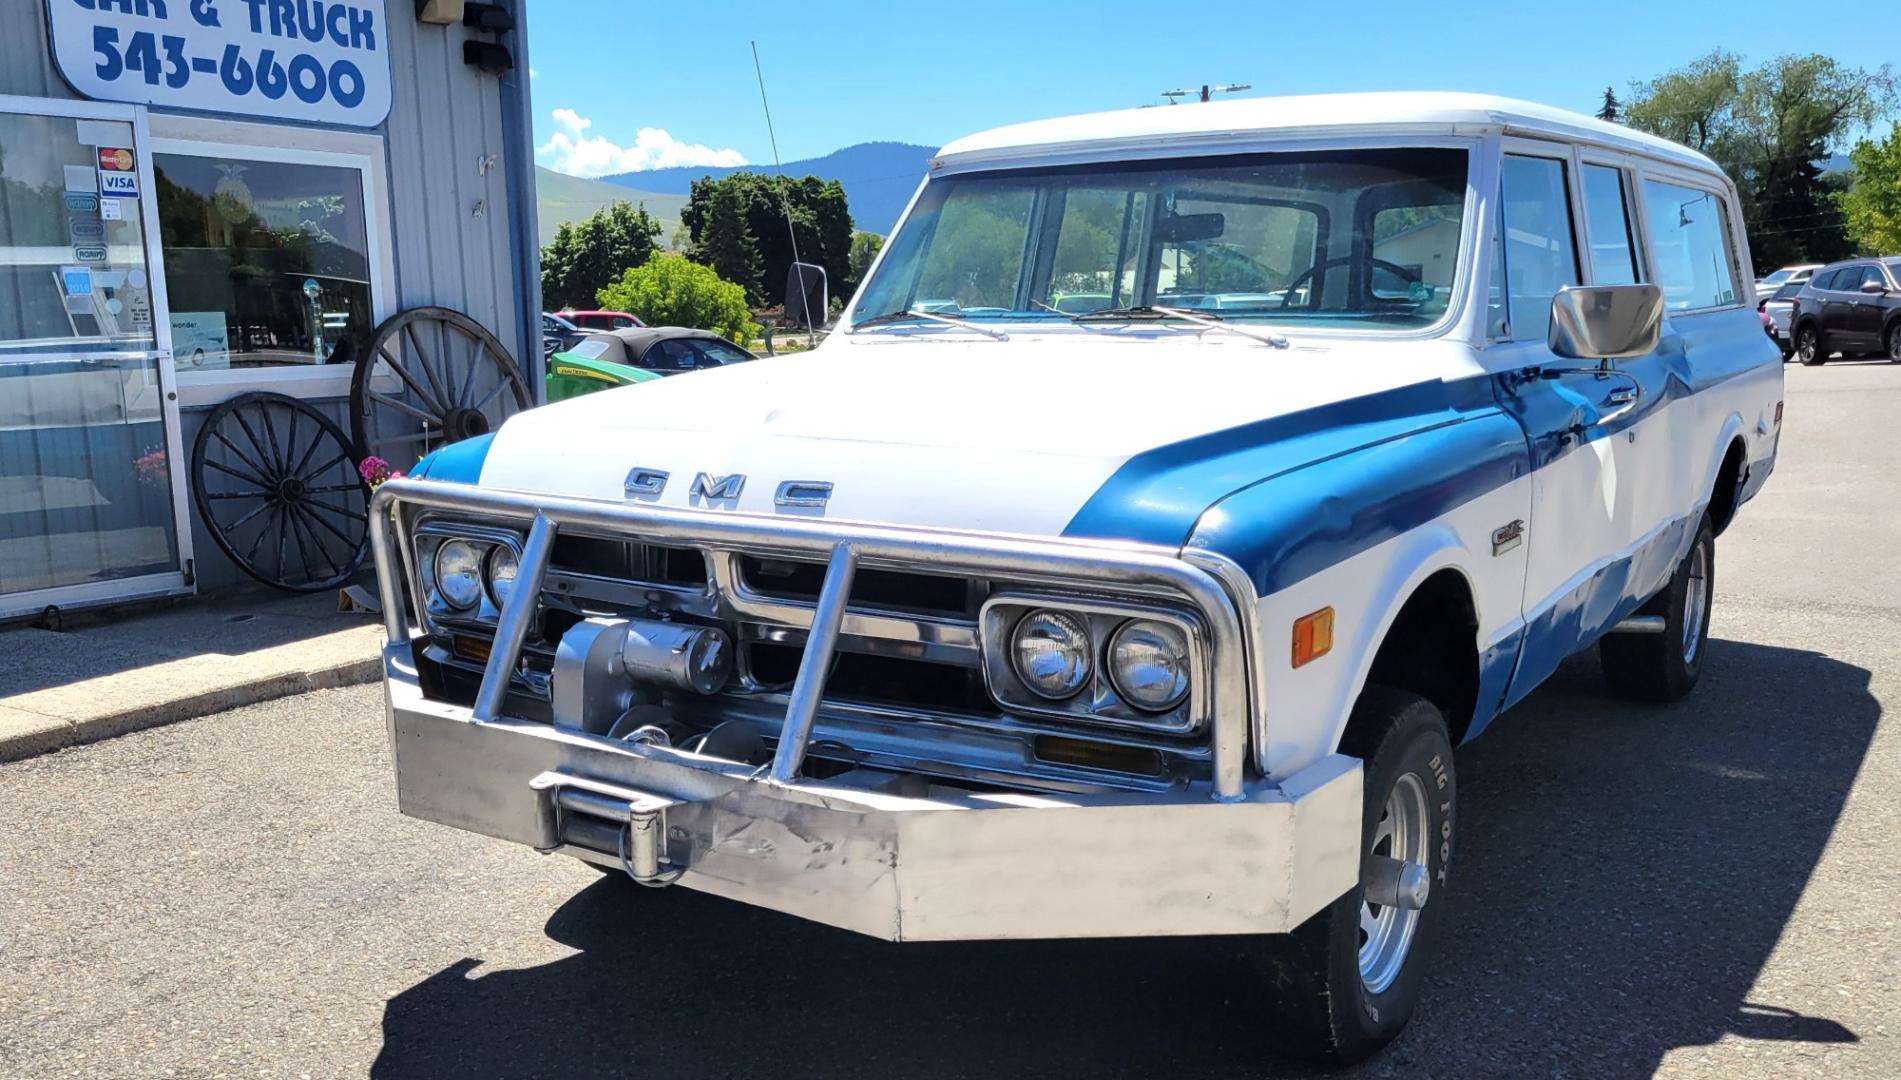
left=1888, top=325, right=1901, bottom=361
left=1359, top=772, right=1430, bottom=994
left=1682, top=541, right=1709, bottom=664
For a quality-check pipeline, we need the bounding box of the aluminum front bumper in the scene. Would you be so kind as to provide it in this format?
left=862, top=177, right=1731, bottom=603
left=385, top=644, right=1361, bottom=942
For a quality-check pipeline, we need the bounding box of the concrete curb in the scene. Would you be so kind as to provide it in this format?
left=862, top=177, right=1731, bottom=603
left=0, top=656, right=381, bottom=764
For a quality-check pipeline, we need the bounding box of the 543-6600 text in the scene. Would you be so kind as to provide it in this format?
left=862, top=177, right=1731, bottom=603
left=92, top=27, right=368, bottom=108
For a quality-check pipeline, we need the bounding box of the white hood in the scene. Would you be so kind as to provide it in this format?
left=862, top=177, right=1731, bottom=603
left=481, top=331, right=1476, bottom=539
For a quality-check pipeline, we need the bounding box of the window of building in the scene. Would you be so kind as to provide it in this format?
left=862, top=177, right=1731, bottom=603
left=148, top=119, right=390, bottom=405
left=1497, top=154, right=1581, bottom=342
left=1641, top=178, right=1738, bottom=311
left=1580, top=164, right=1640, bottom=286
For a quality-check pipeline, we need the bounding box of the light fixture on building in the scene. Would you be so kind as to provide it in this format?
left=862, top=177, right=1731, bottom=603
left=462, top=2, right=515, bottom=32
left=415, top=0, right=464, bottom=24
left=463, top=41, right=514, bottom=75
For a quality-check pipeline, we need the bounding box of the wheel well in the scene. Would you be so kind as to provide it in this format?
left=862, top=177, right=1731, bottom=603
left=1708, top=437, right=1746, bottom=536
left=1361, top=569, right=1481, bottom=744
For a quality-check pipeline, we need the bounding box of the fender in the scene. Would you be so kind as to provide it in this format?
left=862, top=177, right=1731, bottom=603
left=1186, top=409, right=1531, bottom=779
left=1695, top=411, right=1747, bottom=519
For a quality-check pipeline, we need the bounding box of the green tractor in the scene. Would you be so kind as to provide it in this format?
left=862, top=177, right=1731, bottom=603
left=544, top=348, right=661, bottom=403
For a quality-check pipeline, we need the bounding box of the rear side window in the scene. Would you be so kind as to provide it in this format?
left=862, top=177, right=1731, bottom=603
left=1496, top=154, right=1581, bottom=341
left=1809, top=269, right=1839, bottom=291
left=1641, top=179, right=1738, bottom=310
left=1771, top=282, right=1802, bottom=301
left=568, top=338, right=610, bottom=360
left=1579, top=164, right=1639, bottom=285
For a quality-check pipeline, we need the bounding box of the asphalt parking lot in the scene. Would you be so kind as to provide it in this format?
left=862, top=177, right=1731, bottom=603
left=3, top=360, right=1899, bottom=1079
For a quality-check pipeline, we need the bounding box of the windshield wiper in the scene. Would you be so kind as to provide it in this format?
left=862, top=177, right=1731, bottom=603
left=851, top=309, right=1009, bottom=341
left=1073, top=305, right=1289, bottom=348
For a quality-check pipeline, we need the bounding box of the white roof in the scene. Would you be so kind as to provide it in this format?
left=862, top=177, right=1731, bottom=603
left=934, top=92, right=1720, bottom=174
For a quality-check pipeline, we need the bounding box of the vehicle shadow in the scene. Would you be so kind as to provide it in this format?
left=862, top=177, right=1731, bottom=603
left=372, top=638, right=1876, bottom=1080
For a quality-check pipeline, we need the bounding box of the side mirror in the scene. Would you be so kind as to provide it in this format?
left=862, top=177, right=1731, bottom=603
left=1860, top=279, right=1887, bottom=295
left=783, top=262, right=828, bottom=331
left=1548, top=283, right=1664, bottom=360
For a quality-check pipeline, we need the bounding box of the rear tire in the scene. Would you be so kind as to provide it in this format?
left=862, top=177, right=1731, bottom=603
left=1600, top=515, right=1714, bottom=702
left=1795, top=324, right=1827, bottom=365
left=1260, top=687, right=1455, bottom=1065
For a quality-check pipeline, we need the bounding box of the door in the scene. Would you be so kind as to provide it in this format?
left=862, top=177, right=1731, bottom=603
left=1484, top=147, right=1669, bottom=704
left=1818, top=267, right=1859, bottom=349
left=1847, top=265, right=1888, bottom=347
left=0, top=96, right=192, bottom=619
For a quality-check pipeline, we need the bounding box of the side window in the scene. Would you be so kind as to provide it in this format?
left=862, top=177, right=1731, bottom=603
left=1498, top=154, right=1581, bottom=342
left=650, top=340, right=698, bottom=371
left=1579, top=164, right=1640, bottom=285
left=1859, top=266, right=1886, bottom=292
left=1640, top=178, right=1739, bottom=310
left=1809, top=269, right=1837, bottom=292
left=611, top=316, right=636, bottom=329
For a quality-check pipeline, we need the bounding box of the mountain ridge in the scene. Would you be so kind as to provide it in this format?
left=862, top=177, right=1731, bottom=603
left=596, top=140, right=936, bottom=235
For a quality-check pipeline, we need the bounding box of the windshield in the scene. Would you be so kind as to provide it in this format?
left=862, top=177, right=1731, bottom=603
left=854, top=147, right=1468, bottom=331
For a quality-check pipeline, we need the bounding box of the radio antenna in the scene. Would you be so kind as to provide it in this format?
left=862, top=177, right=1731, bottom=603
left=750, top=41, right=803, bottom=269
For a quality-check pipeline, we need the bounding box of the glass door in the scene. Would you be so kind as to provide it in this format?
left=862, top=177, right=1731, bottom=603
left=0, top=96, right=191, bottom=618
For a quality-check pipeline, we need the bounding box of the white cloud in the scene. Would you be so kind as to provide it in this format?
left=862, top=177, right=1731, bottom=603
left=535, top=108, right=745, bottom=178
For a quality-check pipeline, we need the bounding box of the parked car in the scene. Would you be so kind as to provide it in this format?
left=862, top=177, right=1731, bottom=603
left=1756, top=262, right=1822, bottom=294
left=540, top=311, right=587, bottom=358
left=1759, top=280, right=1802, bottom=359
left=1788, top=258, right=1901, bottom=365
left=556, top=308, right=645, bottom=331
left=373, top=93, right=1781, bottom=1067
left=556, top=326, right=756, bottom=376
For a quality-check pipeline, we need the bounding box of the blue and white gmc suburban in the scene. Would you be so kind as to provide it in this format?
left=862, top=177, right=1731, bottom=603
left=371, top=93, right=1781, bottom=1063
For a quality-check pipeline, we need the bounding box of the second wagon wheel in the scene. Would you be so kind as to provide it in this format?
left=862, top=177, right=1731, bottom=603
left=192, top=391, right=370, bottom=593
left=349, top=306, right=532, bottom=465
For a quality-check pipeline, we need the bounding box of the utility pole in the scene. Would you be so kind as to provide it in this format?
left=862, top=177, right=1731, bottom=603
left=1162, top=83, right=1250, bottom=104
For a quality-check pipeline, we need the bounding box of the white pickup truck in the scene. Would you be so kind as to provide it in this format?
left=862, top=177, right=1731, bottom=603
left=370, top=93, right=1781, bottom=1063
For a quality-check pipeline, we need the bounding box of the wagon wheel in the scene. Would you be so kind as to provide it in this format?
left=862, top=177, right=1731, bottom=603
left=192, top=392, right=370, bottom=593
left=349, top=306, right=532, bottom=465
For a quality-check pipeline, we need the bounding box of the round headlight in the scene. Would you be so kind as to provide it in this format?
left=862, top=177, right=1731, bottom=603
left=486, top=545, right=520, bottom=606
left=1010, top=609, right=1092, bottom=700
left=432, top=539, right=484, bottom=610
left=1108, top=619, right=1191, bottom=711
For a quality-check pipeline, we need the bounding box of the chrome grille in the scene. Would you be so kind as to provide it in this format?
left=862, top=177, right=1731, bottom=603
left=371, top=479, right=1255, bottom=800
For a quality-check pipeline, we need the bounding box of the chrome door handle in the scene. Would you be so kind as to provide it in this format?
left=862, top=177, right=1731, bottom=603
left=1605, top=387, right=1637, bottom=405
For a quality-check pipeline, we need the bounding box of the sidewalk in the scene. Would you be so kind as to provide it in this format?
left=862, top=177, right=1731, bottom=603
left=0, top=590, right=385, bottom=762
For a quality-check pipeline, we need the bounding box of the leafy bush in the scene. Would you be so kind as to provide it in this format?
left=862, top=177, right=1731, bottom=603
left=540, top=201, right=662, bottom=311
left=596, top=254, right=760, bottom=344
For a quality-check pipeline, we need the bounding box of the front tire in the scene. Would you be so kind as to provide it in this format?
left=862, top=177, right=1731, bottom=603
left=1886, top=321, right=1901, bottom=363
left=1261, top=688, right=1455, bottom=1065
left=1795, top=324, right=1827, bottom=365
left=1600, top=515, right=1714, bottom=702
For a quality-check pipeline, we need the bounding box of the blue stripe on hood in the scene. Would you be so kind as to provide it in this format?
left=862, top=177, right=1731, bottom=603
left=1062, top=375, right=1500, bottom=550
left=410, top=433, right=495, bottom=485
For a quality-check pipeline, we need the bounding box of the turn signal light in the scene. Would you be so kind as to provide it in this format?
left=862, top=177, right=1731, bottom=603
left=1292, top=608, right=1334, bottom=668
left=1032, top=735, right=1165, bottom=776
left=451, top=635, right=493, bottom=664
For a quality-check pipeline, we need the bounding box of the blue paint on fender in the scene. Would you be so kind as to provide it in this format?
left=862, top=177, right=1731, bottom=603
left=1180, top=408, right=1528, bottom=596
left=1063, top=375, right=1502, bottom=554
left=410, top=434, right=495, bottom=485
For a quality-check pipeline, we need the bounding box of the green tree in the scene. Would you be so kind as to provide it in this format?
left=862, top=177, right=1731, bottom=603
left=1840, top=122, right=1901, bottom=255
left=1625, top=52, right=1895, bottom=270
left=695, top=182, right=763, bottom=301
left=681, top=172, right=853, bottom=306
left=1596, top=87, right=1621, bottom=123
left=847, top=231, right=884, bottom=290
left=596, top=253, right=760, bottom=344
left=539, top=200, right=662, bottom=310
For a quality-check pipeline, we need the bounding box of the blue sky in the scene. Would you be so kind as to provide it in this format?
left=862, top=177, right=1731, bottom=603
left=526, top=0, right=1894, bottom=177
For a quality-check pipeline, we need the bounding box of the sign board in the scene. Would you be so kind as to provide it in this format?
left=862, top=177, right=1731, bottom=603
left=46, top=0, right=393, bottom=128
